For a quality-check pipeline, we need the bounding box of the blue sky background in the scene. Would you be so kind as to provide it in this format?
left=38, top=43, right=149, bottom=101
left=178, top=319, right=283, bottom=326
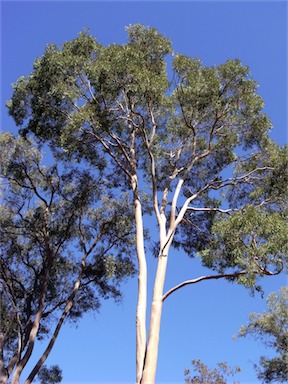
left=1, top=1, right=287, bottom=383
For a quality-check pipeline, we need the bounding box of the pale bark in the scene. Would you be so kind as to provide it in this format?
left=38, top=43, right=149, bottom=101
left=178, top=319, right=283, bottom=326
left=140, top=255, right=168, bottom=383
left=133, top=176, right=148, bottom=384
left=140, top=217, right=174, bottom=384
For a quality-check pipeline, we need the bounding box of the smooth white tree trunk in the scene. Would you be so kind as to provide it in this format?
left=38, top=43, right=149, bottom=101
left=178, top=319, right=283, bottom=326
left=133, top=175, right=148, bottom=384
left=140, top=255, right=168, bottom=383
left=140, top=216, right=173, bottom=383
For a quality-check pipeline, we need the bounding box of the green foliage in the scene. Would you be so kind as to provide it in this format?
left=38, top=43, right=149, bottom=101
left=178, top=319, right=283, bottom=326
left=238, top=287, right=288, bottom=383
left=200, top=206, right=287, bottom=289
left=226, top=140, right=288, bottom=212
left=184, top=359, right=240, bottom=384
left=6, top=25, right=286, bottom=280
left=8, top=26, right=280, bottom=254
left=0, top=132, right=135, bottom=380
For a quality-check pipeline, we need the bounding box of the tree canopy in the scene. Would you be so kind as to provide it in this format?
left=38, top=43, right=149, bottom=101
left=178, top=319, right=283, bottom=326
left=5, top=24, right=288, bottom=383
left=0, top=133, right=135, bottom=383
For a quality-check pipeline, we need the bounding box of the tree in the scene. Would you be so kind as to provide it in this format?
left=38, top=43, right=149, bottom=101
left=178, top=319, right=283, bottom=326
left=0, top=133, right=135, bottom=384
left=184, top=359, right=240, bottom=384
left=6, top=25, right=287, bottom=383
left=237, top=287, right=288, bottom=383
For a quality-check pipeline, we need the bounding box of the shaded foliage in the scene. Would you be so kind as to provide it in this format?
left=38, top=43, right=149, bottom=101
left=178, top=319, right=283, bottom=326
left=0, top=133, right=135, bottom=382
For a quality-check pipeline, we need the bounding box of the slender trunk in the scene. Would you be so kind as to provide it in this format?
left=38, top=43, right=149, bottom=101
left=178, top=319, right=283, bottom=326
left=25, top=231, right=96, bottom=384
left=25, top=300, right=73, bottom=384
left=11, top=231, right=52, bottom=384
left=133, top=176, right=148, bottom=384
left=11, top=306, right=44, bottom=384
left=140, top=218, right=171, bottom=384
left=141, top=253, right=168, bottom=383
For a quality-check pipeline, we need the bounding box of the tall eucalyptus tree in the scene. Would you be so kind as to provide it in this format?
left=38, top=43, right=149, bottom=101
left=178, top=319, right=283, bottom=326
left=7, top=25, right=287, bottom=383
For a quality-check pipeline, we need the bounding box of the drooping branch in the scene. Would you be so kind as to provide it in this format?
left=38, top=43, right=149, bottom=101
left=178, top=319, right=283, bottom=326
left=162, top=268, right=280, bottom=302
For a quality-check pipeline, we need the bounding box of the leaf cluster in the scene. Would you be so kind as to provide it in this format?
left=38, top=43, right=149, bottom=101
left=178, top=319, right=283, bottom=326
left=238, top=287, right=288, bottom=383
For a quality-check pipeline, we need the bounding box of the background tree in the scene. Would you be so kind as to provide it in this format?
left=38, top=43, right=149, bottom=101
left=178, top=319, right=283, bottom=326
left=184, top=359, right=240, bottom=384
left=0, top=133, right=135, bottom=384
left=237, top=286, right=288, bottom=383
left=7, top=25, right=287, bottom=383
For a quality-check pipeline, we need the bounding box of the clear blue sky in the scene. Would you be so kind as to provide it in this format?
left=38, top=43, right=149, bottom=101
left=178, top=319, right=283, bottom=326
left=1, top=1, right=287, bottom=383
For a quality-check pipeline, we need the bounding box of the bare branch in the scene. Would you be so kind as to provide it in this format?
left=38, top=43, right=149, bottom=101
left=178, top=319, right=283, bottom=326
left=140, top=107, right=161, bottom=222
left=162, top=268, right=280, bottom=302
left=109, top=132, right=132, bottom=167
left=174, top=165, right=273, bottom=228
left=187, top=207, right=237, bottom=214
